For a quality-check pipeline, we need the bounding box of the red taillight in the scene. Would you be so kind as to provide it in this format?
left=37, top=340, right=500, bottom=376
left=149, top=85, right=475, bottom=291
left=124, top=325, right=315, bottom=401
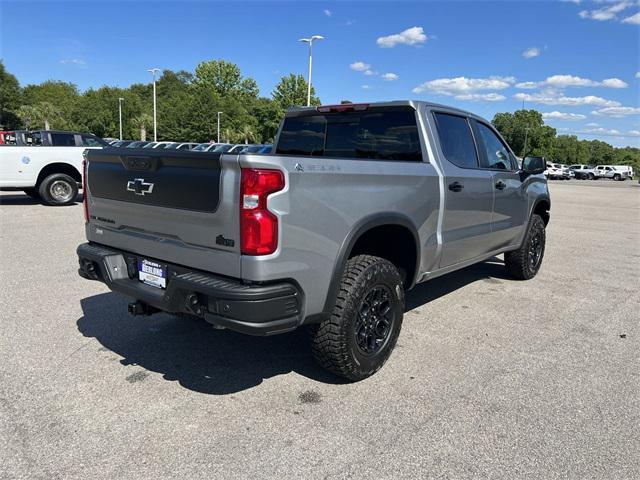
left=240, top=168, right=285, bottom=255
left=82, top=159, right=89, bottom=223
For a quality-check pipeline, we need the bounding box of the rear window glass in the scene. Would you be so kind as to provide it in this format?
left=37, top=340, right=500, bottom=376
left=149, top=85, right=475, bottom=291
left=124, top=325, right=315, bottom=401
left=276, top=107, right=422, bottom=161
left=50, top=133, right=76, bottom=146
left=433, top=113, right=478, bottom=169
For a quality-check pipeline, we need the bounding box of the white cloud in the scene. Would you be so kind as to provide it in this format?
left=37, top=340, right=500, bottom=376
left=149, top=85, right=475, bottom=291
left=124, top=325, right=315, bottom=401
left=515, top=75, right=629, bottom=89
left=622, top=11, right=640, bottom=24
left=522, top=47, right=540, bottom=59
left=413, top=76, right=515, bottom=95
left=454, top=93, right=506, bottom=102
left=542, top=111, right=587, bottom=121
left=578, top=1, right=635, bottom=22
left=636, top=72, right=640, bottom=79
left=376, top=26, right=428, bottom=48
left=380, top=72, right=399, bottom=81
left=601, top=77, right=629, bottom=88
left=545, top=74, right=599, bottom=87
left=60, top=58, right=86, bottom=66
left=364, top=69, right=376, bottom=76
left=323, top=9, right=332, bottom=17
left=582, top=127, right=640, bottom=137
left=515, top=81, right=539, bottom=89
left=514, top=92, right=621, bottom=107
left=591, top=106, right=640, bottom=117
left=585, top=122, right=600, bottom=127
left=350, top=61, right=371, bottom=72
left=361, top=85, right=373, bottom=90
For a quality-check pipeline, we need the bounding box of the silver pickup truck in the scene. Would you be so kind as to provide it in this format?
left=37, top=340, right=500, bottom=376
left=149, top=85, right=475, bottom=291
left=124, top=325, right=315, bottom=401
left=77, top=101, right=550, bottom=380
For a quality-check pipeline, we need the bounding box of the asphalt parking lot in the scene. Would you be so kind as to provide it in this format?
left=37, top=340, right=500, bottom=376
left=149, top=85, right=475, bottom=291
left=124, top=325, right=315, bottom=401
left=1, top=180, right=638, bottom=480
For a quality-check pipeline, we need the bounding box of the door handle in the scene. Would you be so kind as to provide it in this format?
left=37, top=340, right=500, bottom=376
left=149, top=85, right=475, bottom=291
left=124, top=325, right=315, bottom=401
left=448, top=181, right=464, bottom=192
left=495, top=180, right=506, bottom=190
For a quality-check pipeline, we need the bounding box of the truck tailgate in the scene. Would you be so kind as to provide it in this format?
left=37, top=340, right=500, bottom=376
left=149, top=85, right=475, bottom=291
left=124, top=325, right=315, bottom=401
left=85, top=148, right=241, bottom=278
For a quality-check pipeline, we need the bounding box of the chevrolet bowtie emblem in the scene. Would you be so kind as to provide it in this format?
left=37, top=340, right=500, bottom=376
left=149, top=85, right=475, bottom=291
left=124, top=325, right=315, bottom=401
left=127, top=178, right=154, bottom=196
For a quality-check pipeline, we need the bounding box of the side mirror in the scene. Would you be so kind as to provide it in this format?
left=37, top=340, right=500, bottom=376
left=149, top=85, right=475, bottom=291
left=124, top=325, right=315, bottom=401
left=522, top=156, right=545, bottom=175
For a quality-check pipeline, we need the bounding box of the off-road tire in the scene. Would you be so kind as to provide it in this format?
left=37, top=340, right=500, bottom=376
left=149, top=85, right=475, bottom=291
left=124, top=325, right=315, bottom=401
left=614, top=174, right=621, bottom=181
left=23, top=188, right=40, bottom=199
left=38, top=173, right=78, bottom=206
left=311, top=255, right=404, bottom=381
left=505, top=214, right=546, bottom=280
left=588, top=173, right=595, bottom=180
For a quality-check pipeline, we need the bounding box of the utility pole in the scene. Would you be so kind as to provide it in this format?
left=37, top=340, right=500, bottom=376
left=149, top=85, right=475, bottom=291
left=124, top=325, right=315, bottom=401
left=299, top=35, right=324, bottom=106
left=217, top=111, right=223, bottom=143
left=118, top=97, right=124, bottom=140
left=147, top=68, right=160, bottom=141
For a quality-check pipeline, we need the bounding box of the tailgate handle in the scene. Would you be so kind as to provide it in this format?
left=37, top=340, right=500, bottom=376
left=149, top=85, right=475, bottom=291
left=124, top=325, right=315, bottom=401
left=122, top=156, right=155, bottom=171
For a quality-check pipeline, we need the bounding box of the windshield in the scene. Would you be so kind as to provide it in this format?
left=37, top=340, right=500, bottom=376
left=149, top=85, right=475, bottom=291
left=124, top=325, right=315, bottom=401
left=164, top=143, right=180, bottom=149
left=192, top=144, right=210, bottom=151
left=212, top=144, right=232, bottom=153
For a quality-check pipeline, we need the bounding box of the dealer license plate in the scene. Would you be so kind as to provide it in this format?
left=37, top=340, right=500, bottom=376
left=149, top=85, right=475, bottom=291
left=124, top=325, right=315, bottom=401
left=138, top=259, right=167, bottom=289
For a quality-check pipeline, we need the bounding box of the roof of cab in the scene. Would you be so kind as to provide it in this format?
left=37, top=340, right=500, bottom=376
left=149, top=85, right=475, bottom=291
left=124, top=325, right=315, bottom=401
left=286, top=100, right=488, bottom=123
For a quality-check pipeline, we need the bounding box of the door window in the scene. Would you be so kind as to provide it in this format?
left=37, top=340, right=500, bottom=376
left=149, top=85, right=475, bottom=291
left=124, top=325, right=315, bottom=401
left=432, top=113, right=478, bottom=168
left=476, top=122, right=515, bottom=170
left=50, top=133, right=76, bottom=146
left=81, top=135, right=105, bottom=147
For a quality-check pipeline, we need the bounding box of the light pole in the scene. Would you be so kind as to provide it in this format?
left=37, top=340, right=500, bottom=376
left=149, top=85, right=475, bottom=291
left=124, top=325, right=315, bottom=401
left=217, top=111, right=223, bottom=143
left=118, top=97, right=124, bottom=140
left=299, top=35, right=324, bottom=106
left=147, top=68, right=160, bottom=141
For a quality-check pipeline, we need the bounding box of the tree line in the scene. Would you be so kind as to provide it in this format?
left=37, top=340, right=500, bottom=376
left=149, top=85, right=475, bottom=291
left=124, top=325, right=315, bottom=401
left=1, top=60, right=638, bottom=170
left=0, top=60, right=319, bottom=144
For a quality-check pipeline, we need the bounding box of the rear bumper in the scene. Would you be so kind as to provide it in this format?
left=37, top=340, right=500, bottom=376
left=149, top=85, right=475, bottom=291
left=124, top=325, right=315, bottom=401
left=77, top=242, right=303, bottom=335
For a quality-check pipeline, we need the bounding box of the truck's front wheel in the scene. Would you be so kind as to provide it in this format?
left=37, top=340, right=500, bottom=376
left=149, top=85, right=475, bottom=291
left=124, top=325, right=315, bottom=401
left=38, top=173, right=78, bottom=206
left=311, top=255, right=404, bottom=381
left=504, top=214, right=546, bottom=280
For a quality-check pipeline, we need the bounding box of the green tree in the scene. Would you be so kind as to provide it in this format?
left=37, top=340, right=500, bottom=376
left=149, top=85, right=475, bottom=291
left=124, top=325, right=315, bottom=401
left=492, top=109, right=556, bottom=157
left=194, top=59, right=258, bottom=100
left=16, top=104, right=39, bottom=129
left=22, top=81, right=79, bottom=129
left=272, top=74, right=320, bottom=110
left=0, top=61, right=21, bottom=129
left=131, top=113, right=153, bottom=141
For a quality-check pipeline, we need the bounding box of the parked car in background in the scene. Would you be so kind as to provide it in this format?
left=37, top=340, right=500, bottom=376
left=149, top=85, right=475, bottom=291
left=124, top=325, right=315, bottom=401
left=0, top=131, right=26, bottom=145
left=545, top=162, right=569, bottom=180
left=227, top=144, right=252, bottom=153
left=594, top=165, right=629, bottom=181
left=239, top=144, right=266, bottom=154
left=192, top=143, right=220, bottom=152
left=612, top=165, right=634, bottom=179
left=560, top=164, right=575, bottom=178
left=165, top=142, right=198, bottom=150
left=210, top=144, right=233, bottom=153
left=1, top=130, right=108, bottom=148
left=111, top=140, right=135, bottom=148
left=569, top=164, right=595, bottom=180
left=126, top=141, right=151, bottom=148
left=145, top=141, right=175, bottom=149
left=0, top=131, right=105, bottom=205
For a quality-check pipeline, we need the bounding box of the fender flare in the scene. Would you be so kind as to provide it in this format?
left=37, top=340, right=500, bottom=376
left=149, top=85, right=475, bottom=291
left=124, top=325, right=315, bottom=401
left=321, top=212, right=421, bottom=315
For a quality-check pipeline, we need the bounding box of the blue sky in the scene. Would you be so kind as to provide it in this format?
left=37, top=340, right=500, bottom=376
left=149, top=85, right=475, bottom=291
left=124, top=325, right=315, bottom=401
left=2, top=0, right=639, bottom=146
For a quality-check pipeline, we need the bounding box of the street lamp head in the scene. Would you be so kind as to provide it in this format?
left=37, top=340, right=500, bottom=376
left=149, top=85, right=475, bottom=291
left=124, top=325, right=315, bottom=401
left=299, top=35, right=325, bottom=44
left=118, top=97, right=124, bottom=101
left=147, top=68, right=161, bottom=77
left=311, top=35, right=325, bottom=41
left=299, top=38, right=310, bottom=43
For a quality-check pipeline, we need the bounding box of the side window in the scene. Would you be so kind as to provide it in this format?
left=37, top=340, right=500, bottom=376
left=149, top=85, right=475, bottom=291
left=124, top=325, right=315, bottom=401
left=24, top=132, right=43, bottom=146
left=476, top=122, right=514, bottom=170
left=433, top=112, right=478, bottom=168
left=81, top=135, right=102, bottom=147
left=50, top=133, right=76, bottom=146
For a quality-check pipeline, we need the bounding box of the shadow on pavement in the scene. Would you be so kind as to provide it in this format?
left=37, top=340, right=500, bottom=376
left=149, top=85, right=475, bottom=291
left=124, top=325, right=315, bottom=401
left=77, top=257, right=508, bottom=395
left=0, top=193, right=83, bottom=205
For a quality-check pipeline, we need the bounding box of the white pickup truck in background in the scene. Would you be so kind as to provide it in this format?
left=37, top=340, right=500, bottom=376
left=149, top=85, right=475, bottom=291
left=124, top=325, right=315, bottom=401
left=0, top=130, right=107, bottom=205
